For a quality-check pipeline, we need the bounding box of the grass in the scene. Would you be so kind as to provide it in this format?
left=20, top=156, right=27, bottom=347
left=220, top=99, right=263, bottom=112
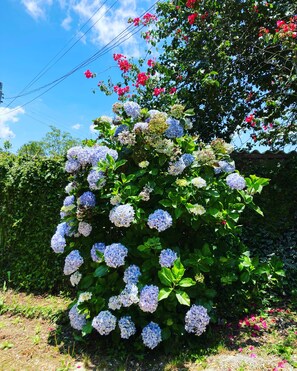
left=0, top=289, right=296, bottom=370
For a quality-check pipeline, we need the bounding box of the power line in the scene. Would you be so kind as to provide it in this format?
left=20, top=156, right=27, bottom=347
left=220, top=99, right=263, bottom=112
left=6, top=0, right=119, bottom=106
left=1, top=1, right=159, bottom=116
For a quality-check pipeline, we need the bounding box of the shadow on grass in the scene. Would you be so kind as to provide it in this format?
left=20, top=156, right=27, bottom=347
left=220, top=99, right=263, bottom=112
left=47, top=304, right=297, bottom=370
left=48, top=313, right=228, bottom=370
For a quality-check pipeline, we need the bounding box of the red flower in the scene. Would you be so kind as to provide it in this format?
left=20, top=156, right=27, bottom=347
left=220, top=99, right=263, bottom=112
left=136, top=72, right=150, bottom=87
left=142, top=13, right=157, bottom=25
left=133, top=17, right=140, bottom=26
left=259, top=27, right=269, bottom=37
left=153, top=87, right=165, bottom=96
left=276, top=20, right=285, bottom=28
left=84, top=69, right=93, bottom=78
left=188, top=13, right=199, bottom=25
left=113, top=53, right=125, bottom=61
left=147, top=59, right=156, bottom=67
left=186, top=0, right=197, bottom=8
left=118, top=59, right=132, bottom=72
left=145, top=31, right=151, bottom=41
left=114, top=85, right=130, bottom=96
left=169, top=87, right=177, bottom=94
left=245, top=114, right=254, bottom=123
left=201, top=12, right=209, bottom=21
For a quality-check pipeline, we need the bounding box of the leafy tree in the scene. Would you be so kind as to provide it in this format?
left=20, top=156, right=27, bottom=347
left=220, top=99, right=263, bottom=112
left=0, top=140, right=12, bottom=153
left=17, top=141, right=46, bottom=157
left=95, top=0, right=296, bottom=150
left=18, top=126, right=81, bottom=157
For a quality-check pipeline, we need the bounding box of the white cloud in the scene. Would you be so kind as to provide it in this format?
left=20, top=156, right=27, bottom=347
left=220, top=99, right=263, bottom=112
left=0, top=107, right=25, bottom=139
left=71, top=0, right=155, bottom=57
left=61, top=14, right=72, bottom=30
left=21, top=0, right=156, bottom=54
left=72, top=123, right=81, bottom=130
left=21, top=0, right=53, bottom=20
left=89, top=123, right=97, bottom=133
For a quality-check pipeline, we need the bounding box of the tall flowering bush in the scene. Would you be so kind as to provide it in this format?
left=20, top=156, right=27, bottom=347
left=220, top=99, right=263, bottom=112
left=94, top=1, right=297, bottom=150
left=51, top=102, right=273, bottom=349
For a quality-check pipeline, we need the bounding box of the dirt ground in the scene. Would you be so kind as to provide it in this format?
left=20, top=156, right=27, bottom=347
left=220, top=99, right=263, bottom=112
left=0, top=290, right=296, bottom=370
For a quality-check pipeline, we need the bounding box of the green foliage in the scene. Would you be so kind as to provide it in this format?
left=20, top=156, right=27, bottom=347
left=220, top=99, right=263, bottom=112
left=235, top=152, right=297, bottom=298
left=0, top=152, right=69, bottom=292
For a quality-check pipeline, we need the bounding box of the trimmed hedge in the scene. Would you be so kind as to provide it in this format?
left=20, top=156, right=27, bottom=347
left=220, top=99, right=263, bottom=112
left=234, top=151, right=297, bottom=295
left=0, top=151, right=296, bottom=294
left=0, top=154, right=69, bottom=293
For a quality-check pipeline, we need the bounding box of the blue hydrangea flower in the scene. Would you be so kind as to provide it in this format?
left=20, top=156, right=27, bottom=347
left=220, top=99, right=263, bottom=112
left=141, top=322, right=162, bottom=349
left=147, top=209, right=173, bottom=232
left=118, top=316, right=136, bottom=339
left=168, top=158, right=186, bottom=175
left=51, top=233, right=66, bottom=254
left=91, top=243, right=106, bottom=263
left=181, top=153, right=195, bottom=167
left=87, top=169, right=106, bottom=190
left=89, top=145, right=118, bottom=166
left=108, top=296, right=122, bottom=310
left=56, top=222, right=73, bottom=237
left=226, top=173, right=246, bottom=190
left=67, top=146, right=91, bottom=167
left=119, top=284, right=139, bottom=307
left=123, top=265, right=141, bottom=284
left=67, top=146, right=83, bottom=160
left=159, top=249, right=178, bottom=268
left=164, top=117, right=184, bottom=138
left=147, top=109, right=161, bottom=118
left=124, top=101, right=141, bottom=118
left=109, top=204, right=135, bottom=228
left=65, top=159, right=80, bottom=173
left=185, top=305, right=210, bottom=336
left=63, top=250, right=84, bottom=275
left=69, top=304, right=87, bottom=330
left=92, top=310, right=117, bottom=335
left=214, top=160, right=236, bottom=174
left=114, top=124, right=129, bottom=137
left=104, top=243, right=128, bottom=268
left=63, top=195, right=75, bottom=207
left=78, top=191, right=96, bottom=207
left=139, top=285, right=159, bottom=313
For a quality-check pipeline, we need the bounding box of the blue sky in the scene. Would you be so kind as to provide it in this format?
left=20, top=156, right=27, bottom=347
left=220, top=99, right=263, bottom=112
left=0, top=0, right=155, bottom=151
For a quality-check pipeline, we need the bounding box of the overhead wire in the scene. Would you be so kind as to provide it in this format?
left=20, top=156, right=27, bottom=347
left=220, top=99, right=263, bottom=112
left=3, top=1, right=159, bottom=115
left=6, top=0, right=117, bottom=107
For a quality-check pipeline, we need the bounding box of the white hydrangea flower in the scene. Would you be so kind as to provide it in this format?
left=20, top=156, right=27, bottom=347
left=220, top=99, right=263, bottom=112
left=191, top=177, right=207, bottom=188
left=70, top=271, right=82, bottom=286
left=78, top=292, right=92, bottom=303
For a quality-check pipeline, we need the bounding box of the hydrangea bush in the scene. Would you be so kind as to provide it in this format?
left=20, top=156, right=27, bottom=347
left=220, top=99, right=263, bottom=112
left=51, top=102, right=271, bottom=350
